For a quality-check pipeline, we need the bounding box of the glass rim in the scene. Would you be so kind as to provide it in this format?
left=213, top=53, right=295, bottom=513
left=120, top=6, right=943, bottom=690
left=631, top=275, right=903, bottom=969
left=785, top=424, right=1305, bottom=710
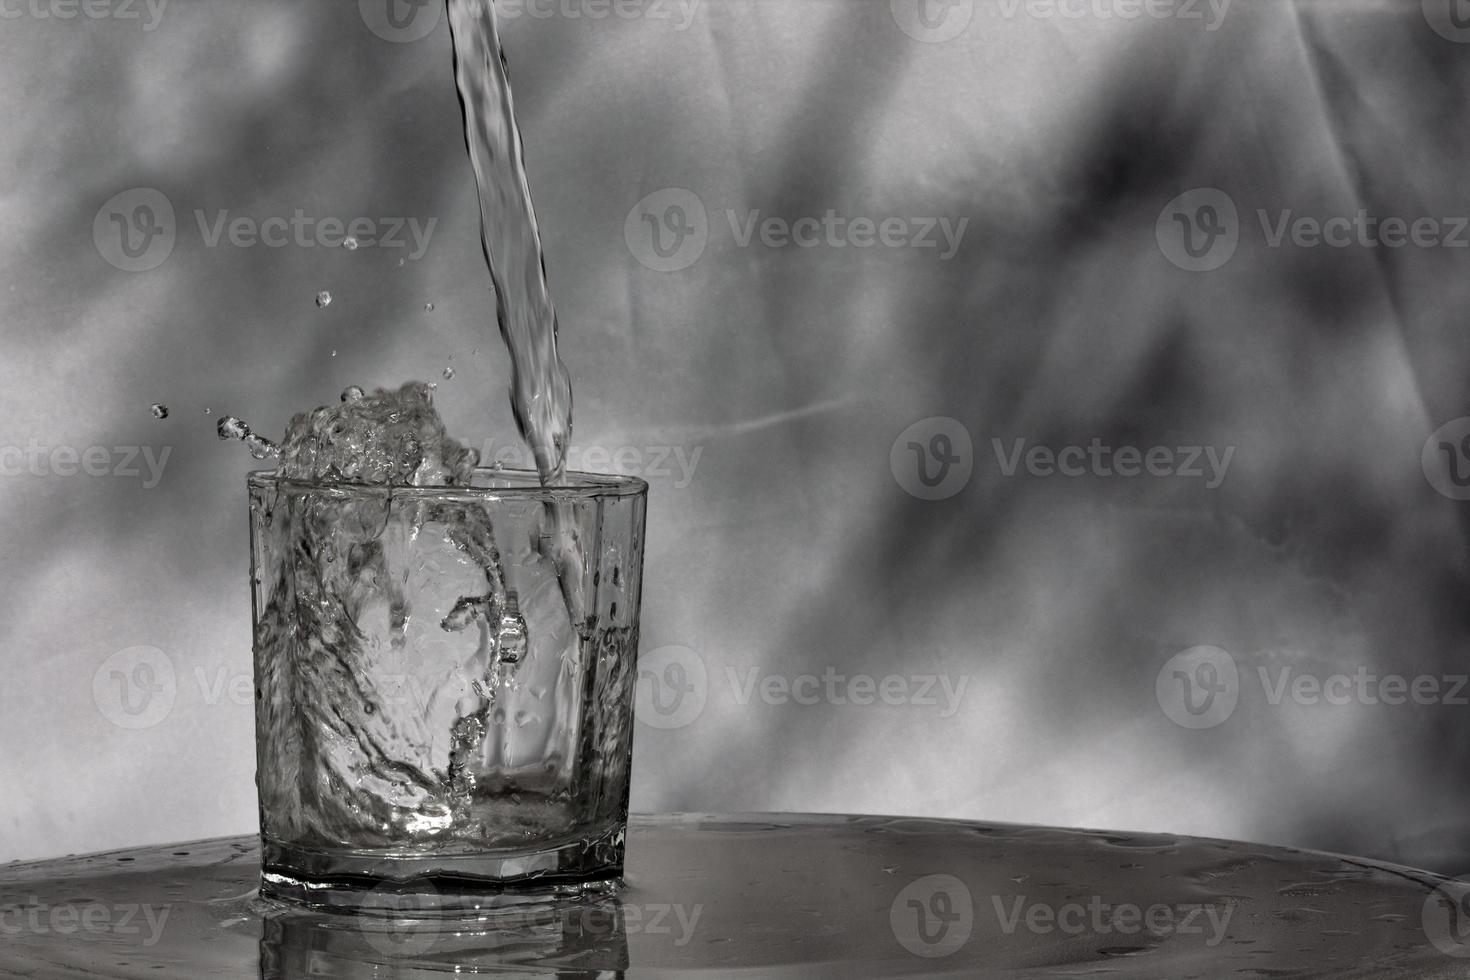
left=247, top=467, right=648, bottom=501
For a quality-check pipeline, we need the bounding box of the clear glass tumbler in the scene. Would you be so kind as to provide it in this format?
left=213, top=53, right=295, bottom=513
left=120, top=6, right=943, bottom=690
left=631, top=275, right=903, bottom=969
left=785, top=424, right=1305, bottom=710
left=248, top=468, right=647, bottom=912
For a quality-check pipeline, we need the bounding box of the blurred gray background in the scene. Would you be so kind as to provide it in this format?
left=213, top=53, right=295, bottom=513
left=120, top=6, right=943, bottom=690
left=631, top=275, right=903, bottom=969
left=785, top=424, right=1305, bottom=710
left=4, top=0, right=1470, bottom=873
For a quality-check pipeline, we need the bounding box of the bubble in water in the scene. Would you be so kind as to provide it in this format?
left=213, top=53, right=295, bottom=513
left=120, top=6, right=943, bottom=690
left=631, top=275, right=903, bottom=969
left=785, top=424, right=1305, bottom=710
left=441, top=595, right=490, bottom=633
left=149, top=404, right=169, bottom=420
left=442, top=367, right=455, bottom=380
left=342, top=236, right=360, bottom=251
left=341, top=385, right=365, bottom=403
left=316, top=290, right=332, bottom=309
left=496, top=594, right=528, bottom=665
left=217, top=416, right=251, bottom=441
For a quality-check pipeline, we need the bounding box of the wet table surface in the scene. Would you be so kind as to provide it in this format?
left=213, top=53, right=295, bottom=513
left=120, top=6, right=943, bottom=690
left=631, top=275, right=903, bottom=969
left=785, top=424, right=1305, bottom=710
left=2, top=812, right=1467, bottom=978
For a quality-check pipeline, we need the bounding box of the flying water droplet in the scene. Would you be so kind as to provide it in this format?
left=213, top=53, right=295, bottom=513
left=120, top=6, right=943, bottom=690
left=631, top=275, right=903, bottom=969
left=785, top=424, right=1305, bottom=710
left=442, top=366, right=455, bottom=380
left=424, top=302, right=435, bottom=313
left=217, top=416, right=250, bottom=441
left=245, top=434, right=278, bottom=460
left=341, top=385, right=365, bottom=403
left=342, top=236, right=360, bottom=251
left=316, top=290, right=332, bottom=309
left=150, top=404, right=169, bottom=420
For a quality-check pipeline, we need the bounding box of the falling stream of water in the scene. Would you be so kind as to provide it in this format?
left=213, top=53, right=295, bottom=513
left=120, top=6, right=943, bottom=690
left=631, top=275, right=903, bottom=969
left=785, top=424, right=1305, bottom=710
left=446, top=0, right=573, bottom=486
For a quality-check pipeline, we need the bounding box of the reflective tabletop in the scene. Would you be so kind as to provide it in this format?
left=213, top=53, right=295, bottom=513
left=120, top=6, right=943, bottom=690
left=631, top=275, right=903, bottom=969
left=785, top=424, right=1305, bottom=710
left=1, top=813, right=1463, bottom=978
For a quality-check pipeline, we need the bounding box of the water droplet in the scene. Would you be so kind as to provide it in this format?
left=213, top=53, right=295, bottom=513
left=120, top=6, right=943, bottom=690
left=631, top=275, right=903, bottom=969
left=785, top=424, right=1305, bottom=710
left=342, top=236, right=360, bottom=251
left=442, top=366, right=455, bottom=380
left=149, top=404, right=168, bottom=420
left=316, top=290, right=332, bottom=309
left=244, top=433, right=277, bottom=460
left=204, top=408, right=213, bottom=416
left=398, top=258, right=406, bottom=267
left=340, top=385, right=365, bottom=403
left=217, top=416, right=250, bottom=441
left=330, top=349, right=337, bottom=358
left=424, top=302, right=435, bottom=313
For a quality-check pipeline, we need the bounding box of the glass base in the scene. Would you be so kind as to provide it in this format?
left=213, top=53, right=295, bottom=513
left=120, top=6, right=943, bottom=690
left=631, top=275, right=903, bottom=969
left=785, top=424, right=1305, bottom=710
left=258, top=825, right=625, bottom=916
